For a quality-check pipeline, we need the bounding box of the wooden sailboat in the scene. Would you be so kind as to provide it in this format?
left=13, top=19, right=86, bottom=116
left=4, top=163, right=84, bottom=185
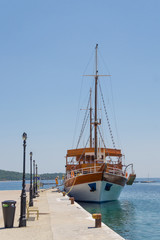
left=64, top=44, right=136, bottom=202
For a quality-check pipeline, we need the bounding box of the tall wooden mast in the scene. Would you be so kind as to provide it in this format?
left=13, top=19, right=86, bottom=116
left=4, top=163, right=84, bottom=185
left=90, top=88, right=93, bottom=148
left=83, top=44, right=111, bottom=160
left=94, top=44, right=98, bottom=159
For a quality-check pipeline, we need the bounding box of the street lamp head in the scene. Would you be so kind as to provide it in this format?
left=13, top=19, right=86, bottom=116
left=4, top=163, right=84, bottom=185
left=22, top=132, right=27, bottom=141
left=30, top=152, right=33, bottom=157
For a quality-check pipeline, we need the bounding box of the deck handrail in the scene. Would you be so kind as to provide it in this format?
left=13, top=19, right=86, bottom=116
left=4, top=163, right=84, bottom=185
left=67, top=164, right=123, bottom=178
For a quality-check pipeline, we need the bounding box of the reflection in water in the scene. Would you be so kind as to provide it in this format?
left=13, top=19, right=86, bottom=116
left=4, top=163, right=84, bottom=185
left=79, top=200, right=136, bottom=239
left=78, top=183, right=160, bottom=240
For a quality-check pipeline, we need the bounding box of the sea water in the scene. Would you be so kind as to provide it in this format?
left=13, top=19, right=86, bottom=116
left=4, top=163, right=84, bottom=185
left=0, top=179, right=160, bottom=239
left=0, top=180, right=57, bottom=191
left=79, top=179, right=160, bottom=240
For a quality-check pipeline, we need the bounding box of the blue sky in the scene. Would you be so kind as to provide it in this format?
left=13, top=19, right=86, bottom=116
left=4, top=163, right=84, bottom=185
left=0, top=1, right=160, bottom=177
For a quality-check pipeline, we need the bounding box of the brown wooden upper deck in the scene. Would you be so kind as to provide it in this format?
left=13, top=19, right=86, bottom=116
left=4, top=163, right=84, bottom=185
left=67, top=147, right=122, bottom=158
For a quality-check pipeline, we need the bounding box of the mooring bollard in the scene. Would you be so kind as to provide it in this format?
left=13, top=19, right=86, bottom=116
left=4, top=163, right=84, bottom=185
left=92, top=213, right=102, bottom=228
left=69, top=197, right=74, bottom=204
left=62, top=192, right=66, bottom=196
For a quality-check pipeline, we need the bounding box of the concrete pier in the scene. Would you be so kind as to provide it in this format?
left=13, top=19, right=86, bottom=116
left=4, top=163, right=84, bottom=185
left=0, top=189, right=125, bottom=240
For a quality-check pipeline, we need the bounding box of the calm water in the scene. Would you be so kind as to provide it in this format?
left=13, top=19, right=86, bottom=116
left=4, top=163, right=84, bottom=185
left=0, top=179, right=160, bottom=239
left=79, top=179, right=160, bottom=240
left=0, top=180, right=59, bottom=191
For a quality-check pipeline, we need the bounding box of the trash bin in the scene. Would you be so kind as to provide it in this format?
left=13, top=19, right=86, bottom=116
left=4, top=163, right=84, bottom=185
left=2, top=200, right=16, bottom=228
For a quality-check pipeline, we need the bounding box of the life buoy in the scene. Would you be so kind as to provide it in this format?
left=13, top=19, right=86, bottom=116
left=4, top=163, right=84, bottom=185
left=71, top=171, right=74, bottom=178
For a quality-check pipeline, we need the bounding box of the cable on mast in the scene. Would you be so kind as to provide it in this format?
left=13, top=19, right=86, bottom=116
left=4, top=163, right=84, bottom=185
left=99, top=81, right=116, bottom=149
left=76, top=95, right=90, bottom=149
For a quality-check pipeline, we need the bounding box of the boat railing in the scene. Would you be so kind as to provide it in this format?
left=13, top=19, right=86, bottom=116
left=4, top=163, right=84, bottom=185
left=123, top=163, right=135, bottom=175
left=67, top=164, right=123, bottom=178
left=107, top=166, right=123, bottom=176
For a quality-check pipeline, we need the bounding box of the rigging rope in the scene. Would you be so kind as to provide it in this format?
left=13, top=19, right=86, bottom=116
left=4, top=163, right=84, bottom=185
left=78, top=133, right=91, bottom=163
left=97, top=126, right=112, bottom=161
left=76, top=95, right=90, bottom=149
left=72, top=50, right=94, bottom=148
left=98, top=81, right=116, bottom=149
left=98, top=49, right=122, bottom=150
left=97, top=125, right=106, bottom=148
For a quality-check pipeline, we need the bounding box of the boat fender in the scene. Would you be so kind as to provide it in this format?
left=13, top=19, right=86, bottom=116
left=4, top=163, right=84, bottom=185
left=125, top=172, right=128, bottom=178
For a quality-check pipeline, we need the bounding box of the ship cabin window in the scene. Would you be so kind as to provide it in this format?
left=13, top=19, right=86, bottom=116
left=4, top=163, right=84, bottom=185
left=85, top=154, right=94, bottom=163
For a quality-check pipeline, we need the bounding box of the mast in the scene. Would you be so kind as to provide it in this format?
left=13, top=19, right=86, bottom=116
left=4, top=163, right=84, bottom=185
left=83, top=44, right=111, bottom=158
left=94, top=44, right=98, bottom=159
left=90, top=88, right=92, bottom=148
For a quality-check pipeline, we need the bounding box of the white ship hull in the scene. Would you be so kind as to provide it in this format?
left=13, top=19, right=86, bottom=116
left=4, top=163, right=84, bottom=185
left=64, top=180, right=124, bottom=202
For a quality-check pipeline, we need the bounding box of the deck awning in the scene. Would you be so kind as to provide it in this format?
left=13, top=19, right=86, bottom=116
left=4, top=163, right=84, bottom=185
left=67, top=147, right=122, bottom=157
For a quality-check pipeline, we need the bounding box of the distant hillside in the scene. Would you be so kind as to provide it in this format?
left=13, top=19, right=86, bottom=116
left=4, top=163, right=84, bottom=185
left=0, top=169, right=64, bottom=181
left=40, top=173, right=64, bottom=180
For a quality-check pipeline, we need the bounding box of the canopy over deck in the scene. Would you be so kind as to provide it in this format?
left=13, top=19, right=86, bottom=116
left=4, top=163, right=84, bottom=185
left=67, top=147, right=122, bottom=158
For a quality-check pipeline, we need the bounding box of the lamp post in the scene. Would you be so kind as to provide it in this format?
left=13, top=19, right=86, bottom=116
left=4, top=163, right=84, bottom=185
left=36, top=164, right=38, bottom=196
left=19, top=132, right=27, bottom=227
left=29, top=152, right=33, bottom=206
left=33, top=160, right=36, bottom=198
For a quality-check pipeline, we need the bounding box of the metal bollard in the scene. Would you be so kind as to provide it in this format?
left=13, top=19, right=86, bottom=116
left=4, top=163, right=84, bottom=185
left=69, top=197, right=74, bottom=204
left=92, top=213, right=102, bottom=228
left=62, top=192, right=66, bottom=196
